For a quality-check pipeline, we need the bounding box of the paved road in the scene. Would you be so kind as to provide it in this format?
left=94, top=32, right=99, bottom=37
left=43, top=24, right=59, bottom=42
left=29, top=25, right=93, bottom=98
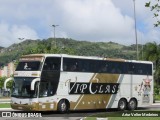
left=0, top=103, right=159, bottom=120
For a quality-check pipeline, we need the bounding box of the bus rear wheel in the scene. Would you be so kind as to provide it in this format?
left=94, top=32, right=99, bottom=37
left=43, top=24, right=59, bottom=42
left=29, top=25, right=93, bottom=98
left=127, top=98, right=137, bottom=110
left=118, top=98, right=127, bottom=111
left=58, top=99, right=69, bottom=113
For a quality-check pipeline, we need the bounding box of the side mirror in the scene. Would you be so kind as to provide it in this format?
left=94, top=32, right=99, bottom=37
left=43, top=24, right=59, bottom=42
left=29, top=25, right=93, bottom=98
left=4, top=77, right=13, bottom=90
left=31, top=78, right=40, bottom=90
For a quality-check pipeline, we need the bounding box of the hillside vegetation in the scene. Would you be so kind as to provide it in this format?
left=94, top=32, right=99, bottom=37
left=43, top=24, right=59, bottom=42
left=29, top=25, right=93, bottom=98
left=0, top=38, right=137, bottom=66
left=1, top=40, right=160, bottom=98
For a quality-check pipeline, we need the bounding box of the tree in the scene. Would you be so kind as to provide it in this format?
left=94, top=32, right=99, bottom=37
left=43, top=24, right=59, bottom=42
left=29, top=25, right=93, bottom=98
left=0, top=77, right=6, bottom=90
left=142, top=42, right=160, bottom=85
left=0, top=77, right=13, bottom=90
left=143, top=42, right=160, bottom=62
left=145, top=0, right=160, bottom=27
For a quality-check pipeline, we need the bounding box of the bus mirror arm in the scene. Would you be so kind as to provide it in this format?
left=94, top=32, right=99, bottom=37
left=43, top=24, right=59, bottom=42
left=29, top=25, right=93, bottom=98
left=31, top=78, right=40, bottom=90
left=4, top=77, right=13, bottom=90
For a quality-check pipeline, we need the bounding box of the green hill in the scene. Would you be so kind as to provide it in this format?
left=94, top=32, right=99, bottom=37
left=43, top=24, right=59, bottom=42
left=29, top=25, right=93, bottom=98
left=0, top=38, right=137, bottom=66
left=0, top=46, right=4, bottom=51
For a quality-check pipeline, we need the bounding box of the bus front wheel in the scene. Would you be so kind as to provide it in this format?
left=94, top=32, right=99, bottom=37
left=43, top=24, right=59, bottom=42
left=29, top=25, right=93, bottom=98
left=118, top=98, right=127, bottom=111
left=57, top=99, right=69, bottom=113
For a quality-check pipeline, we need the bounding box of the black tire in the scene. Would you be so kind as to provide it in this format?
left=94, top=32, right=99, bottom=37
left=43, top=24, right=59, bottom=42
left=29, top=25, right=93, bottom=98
left=57, top=99, right=69, bottom=113
left=128, top=98, right=137, bottom=110
left=118, top=99, right=127, bottom=111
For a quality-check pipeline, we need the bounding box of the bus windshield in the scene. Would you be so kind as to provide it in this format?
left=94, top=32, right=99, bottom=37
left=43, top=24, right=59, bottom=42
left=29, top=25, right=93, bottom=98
left=16, top=61, right=42, bottom=71
left=11, top=77, right=39, bottom=98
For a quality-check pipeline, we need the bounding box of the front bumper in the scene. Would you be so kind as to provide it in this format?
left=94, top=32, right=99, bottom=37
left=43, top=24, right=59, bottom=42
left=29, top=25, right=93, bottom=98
left=11, top=102, right=58, bottom=111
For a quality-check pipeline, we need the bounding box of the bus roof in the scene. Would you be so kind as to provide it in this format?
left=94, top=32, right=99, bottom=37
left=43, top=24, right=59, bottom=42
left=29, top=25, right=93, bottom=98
left=21, top=54, right=152, bottom=64
left=22, top=54, right=123, bottom=61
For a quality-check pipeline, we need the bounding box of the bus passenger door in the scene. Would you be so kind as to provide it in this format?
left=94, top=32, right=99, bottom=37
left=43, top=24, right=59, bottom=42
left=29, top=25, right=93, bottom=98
left=40, top=57, right=61, bottom=97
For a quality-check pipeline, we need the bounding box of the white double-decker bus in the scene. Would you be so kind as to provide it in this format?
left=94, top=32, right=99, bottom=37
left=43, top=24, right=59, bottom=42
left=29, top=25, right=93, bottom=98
left=10, top=54, right=153, bottom=112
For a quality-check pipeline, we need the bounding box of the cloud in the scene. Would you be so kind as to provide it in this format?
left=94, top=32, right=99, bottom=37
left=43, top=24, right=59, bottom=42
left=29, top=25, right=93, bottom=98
left=0, top=0, right=159, bottom=47
left=112, top=0, right=160, bottom=44
left=53, top=0, right=135, bottom=44
left=11, top=25, right=39, bottom=41
left=0, top=22, right=39, bottom=47
left=0, top=22, right=12, bottom=47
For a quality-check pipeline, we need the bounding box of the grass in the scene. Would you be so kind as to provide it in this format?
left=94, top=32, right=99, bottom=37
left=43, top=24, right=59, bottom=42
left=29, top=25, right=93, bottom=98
left=84, top=110, right=160, bottom=120
left=84, top=117, right=160, bottom=120
left=0, top=103, right=11, bottom=108
left=0, top=97, right=10, bottom=99
left=155, top=95, right=160, bottom=100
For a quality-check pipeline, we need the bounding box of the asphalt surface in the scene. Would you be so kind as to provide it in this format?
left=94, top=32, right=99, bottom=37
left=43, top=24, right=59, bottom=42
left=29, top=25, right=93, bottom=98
left=0, top=101, right=159, bottom=120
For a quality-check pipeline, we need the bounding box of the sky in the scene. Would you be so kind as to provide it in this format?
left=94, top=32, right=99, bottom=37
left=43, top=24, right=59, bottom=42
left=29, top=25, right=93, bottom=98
left=0, top=0, right=159, bottom=47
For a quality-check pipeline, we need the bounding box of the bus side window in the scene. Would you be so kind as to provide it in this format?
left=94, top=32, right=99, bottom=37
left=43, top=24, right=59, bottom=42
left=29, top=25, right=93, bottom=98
left=63, top=64, right=67, bottom=71
left=127, top=63, right=134, bottom=74
left=81, top=59, right=90, bottom=72
left=137, top=64, right=143, bottom=74
left=101, top=65, right=107, bottom=72
left=109, top=62, right=116, bottom=73
left=51, top=63, right=59, bottom=70
left=43, top=57, right=61, bottom=71
left=43, top=63, right=48, bottom=70
left=99, top=61, right=108, bottom=73
left=70, top=65, right=77, bottom=71
left=63, top=58, right=79, bottom=72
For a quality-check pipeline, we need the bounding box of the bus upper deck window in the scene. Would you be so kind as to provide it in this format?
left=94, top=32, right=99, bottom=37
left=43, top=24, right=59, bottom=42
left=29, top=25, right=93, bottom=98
left=63, top=64, right=67, bottom=71
left=43, top=57, right=61, bottom=71
left=70, top=65, right=77, bottom=71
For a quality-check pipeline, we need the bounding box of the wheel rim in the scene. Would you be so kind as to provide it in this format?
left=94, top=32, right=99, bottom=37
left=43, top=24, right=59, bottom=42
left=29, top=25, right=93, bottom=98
left=61, top=102, right=67, bottom=112
left=129, top=100, right=136, bottom=109
left=119, top=101, right=125, bottom=110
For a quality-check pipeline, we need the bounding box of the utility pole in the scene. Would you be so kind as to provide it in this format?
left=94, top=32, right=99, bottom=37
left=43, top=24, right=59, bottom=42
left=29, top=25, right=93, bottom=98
left=133, top=0, right=138, bottom=60
left=52, top=24, right=59, bottom=48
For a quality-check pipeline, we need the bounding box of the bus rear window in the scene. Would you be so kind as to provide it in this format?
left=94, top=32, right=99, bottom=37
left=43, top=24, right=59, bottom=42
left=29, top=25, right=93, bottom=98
left=16, top=61, right=41, bottom=71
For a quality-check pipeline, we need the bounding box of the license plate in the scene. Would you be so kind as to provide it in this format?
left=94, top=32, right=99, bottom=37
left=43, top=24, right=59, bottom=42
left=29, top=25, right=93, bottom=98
left=18, top=107, right=23, bottom=109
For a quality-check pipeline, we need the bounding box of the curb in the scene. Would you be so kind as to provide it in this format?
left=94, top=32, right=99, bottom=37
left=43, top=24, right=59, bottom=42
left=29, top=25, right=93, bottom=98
left=0, top=99, right=11, bottom=102
left=155, top=101, right=160, bottom=103
left=0, top=108, right=12, bottom=111
left=152, top=103, right=160, bottom=105
left=0, top=108, right=12, bottom=109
